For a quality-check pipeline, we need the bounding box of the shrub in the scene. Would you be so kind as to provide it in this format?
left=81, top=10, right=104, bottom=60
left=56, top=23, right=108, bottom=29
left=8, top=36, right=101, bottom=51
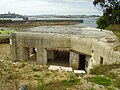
left=96, top=16, right=110, bottom=29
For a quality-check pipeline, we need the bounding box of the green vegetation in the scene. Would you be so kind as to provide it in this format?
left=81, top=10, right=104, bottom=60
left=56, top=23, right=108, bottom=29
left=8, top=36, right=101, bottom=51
left=106, top=24, right=120, bottom=38
left=96, top=16, right=110, bottom=29
left=90, top=64, right=120, bottom=89
left=0, top=28, right=14, bottom=34
left=96, top=16, right=108, bottom=29
left=90, top=64, right=120, bottom=76
left=93, top=0, right=120, bottom=40
left=61, top=73, right=80, bottom=86
left=106, top=72, right=117, bottom=79
left=107, top=87, right=116, bottom=90
left=87, top=76, right=112, bottom=86
left=93, top=0, right=120, bottom=28
left=113, top=77, right=120, bottom=89
left=45, top=81, right=66, bottom=90
left=0, top=44, right=120, bottom=89
left=38, top=76, right=45, bottom=90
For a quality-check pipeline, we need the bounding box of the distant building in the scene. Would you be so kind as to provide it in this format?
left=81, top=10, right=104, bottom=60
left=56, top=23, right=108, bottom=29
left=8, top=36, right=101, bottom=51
left=0, top=12, right=26, bottom=19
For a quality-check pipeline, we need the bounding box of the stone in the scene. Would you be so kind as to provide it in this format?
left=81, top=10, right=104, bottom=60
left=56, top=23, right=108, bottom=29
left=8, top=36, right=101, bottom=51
left=48, top=65, right=73, bottom=71
left=19, top=85, right=28, bottom=90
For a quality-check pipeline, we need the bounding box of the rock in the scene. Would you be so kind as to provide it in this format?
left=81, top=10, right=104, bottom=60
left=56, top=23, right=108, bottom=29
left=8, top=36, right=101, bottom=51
left=19, top=85, right=28, bottom=90
left=74, top=70, right=86, bottom=76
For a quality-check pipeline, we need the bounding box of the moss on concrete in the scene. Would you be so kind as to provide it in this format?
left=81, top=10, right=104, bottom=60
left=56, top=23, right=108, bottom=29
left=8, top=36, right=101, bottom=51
left=0, top=28, right=15, bottom=34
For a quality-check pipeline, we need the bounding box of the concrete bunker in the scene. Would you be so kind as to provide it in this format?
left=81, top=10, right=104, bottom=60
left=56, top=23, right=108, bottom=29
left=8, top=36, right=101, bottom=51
left=47, top=50, right=69, bottom=67
left=10, top=26, right=120, bottom=73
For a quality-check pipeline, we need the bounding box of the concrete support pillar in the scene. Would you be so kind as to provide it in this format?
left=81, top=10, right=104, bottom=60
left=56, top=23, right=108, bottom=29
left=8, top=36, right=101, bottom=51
left=18, top=47, right=30, bottom=61
left=70, top=51, right=79, bottom=70
left=10, top=33, right=18, bottom=61
left=47, top=51, right=55, bottom=61
left=10, top=44, right=17, bottom=61
left=37, top=48, right=47, bottom=65
left=85, top=56, right=91, bottom=74
left=23, top=47, right=30, bottom=61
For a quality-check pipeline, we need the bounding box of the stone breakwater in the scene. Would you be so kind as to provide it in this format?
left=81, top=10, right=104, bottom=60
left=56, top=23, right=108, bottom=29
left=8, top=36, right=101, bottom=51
left=0, top=19, right=83, bottom=28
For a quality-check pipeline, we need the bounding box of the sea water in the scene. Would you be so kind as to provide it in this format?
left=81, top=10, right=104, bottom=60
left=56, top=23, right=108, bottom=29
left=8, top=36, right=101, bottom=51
left=78, top=17, right=98, bottom=28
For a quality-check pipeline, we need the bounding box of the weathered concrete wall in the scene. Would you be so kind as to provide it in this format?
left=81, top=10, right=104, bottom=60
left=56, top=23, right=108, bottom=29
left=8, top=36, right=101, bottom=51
left=71, top=36, right=92, bottom=55
left=11, top=33, right=71, bottom=63
left=69, top=51, right=79, bottom=70
left=90, top=40, right=120, bottom=68
left=85, top=56, right=91, bottom=73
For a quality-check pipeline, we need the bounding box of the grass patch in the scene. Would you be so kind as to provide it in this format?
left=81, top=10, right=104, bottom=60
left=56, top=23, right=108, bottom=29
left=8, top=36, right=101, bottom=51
left=113, top=30, right=120, bottom=38
left=61, top=73, right=80, bottom=87
left=37, top=76, right=45, bottom=90
left=87, top=76, right=112, bottom=86
left=90, top=64, right=120, bottom=75
left=106, top=24, right=120, bottom=39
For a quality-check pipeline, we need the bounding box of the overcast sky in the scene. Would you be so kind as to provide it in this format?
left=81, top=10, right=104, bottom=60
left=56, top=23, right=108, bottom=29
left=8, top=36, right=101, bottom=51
left=0, top=0, right=102, bottom=15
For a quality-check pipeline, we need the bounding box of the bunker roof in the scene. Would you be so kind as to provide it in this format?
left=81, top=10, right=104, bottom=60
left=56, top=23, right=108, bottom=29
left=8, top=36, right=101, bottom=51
left=16, top=25, right=116, bottom=39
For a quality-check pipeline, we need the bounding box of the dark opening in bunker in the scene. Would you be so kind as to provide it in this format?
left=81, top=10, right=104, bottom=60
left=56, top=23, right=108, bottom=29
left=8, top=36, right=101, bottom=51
left=79, top=55, right=86, bottom=70
left=100, top=56, right=103, bottom=65
left=23, top=47, right=37, bottom=62
left=29, top=48, right=37, bottom=61
left=47, top=50, right=69, bottom=67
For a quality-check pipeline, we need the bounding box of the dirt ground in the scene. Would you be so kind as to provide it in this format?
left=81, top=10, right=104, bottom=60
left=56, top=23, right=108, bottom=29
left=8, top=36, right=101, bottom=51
left=0, top=44, right=10, bottom=60
left=0, top=44, right=120, bottom=90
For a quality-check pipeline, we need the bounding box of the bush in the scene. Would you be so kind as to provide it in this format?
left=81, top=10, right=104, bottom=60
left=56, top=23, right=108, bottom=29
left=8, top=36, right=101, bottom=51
left=96, top=16, right=110, bottom=29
